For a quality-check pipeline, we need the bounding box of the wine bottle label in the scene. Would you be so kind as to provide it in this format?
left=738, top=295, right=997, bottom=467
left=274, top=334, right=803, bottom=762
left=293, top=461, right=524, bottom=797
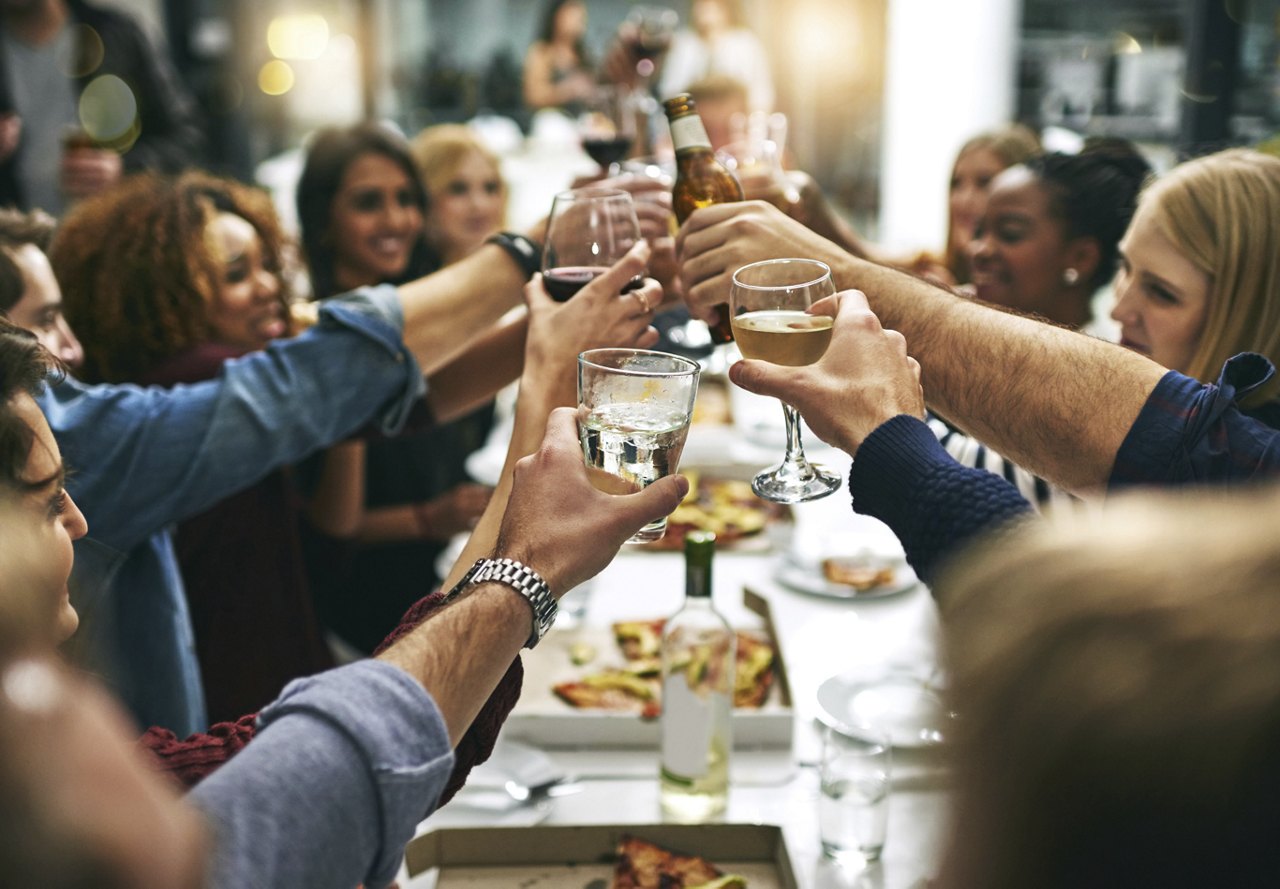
left=669, top=115, right=712, bottom=151
left=661, top=672, right=721, bottom=778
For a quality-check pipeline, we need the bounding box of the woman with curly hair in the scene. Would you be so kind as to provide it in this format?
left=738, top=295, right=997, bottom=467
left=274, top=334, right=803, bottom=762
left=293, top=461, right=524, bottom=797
left=51, top=171, right=335, bottom=723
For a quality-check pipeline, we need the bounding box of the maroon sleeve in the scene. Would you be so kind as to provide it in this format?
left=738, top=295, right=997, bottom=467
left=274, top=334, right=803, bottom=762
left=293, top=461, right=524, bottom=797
left=140, top=589, right=523, bottom=805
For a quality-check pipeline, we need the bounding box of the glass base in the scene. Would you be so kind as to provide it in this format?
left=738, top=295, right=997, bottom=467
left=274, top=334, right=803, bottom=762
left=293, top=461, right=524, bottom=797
left=751, top=460, right=841, bottom=504
left=626, top=517, right=668, bottom=544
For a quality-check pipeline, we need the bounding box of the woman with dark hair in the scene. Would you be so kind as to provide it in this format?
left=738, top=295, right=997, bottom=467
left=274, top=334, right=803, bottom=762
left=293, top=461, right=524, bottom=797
left=523, top=0, right=595, bottom=113
left=296, top=122, right=436, bottom=301
left=295, top=122, right=500, bottom=654
left=969, top=138, right=1152, bottom=331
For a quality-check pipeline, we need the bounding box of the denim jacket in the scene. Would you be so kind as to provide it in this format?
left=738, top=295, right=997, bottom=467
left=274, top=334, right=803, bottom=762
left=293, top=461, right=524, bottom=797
left=52, top=286, right=425, bottom=735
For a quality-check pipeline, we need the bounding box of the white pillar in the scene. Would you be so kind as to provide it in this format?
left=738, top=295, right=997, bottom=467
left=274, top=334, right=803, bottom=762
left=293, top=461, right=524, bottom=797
left=879, top=0, right=1021, bottom=253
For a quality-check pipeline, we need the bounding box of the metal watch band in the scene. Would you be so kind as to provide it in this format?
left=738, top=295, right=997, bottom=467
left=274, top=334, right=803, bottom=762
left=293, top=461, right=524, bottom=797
left=485, top=231, right=542, bottom=281
left=458, top=557, right=558, bottom=648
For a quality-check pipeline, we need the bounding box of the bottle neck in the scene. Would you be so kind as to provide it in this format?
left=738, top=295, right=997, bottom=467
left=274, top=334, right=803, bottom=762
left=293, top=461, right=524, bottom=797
left=685, top=560, right=712, bottom=599
left=669, top=114, right=712, bottom=153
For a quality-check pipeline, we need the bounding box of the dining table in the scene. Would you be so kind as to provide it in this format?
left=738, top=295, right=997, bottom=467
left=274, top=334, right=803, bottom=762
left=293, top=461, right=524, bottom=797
left=400, top=377, right=952, bottom=888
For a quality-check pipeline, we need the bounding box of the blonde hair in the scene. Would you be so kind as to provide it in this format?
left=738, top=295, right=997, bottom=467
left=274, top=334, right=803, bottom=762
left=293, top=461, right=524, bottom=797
left=410, top=125, right=507, bottom=209
left=937, top=488, right=1280, bottom=888
left=945, top=125, right=1042, bottom=283
left=1144, top=150, right=1280, bottom=393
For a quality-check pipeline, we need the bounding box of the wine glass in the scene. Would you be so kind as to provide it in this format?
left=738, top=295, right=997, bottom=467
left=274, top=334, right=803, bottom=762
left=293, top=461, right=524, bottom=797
left=625, top=5, right=678, bottom=80
left=577, top=86, right=636, bottom=177
left=729, top=258, right=841, bottom=503
left=541, top=187, right=643, bottom=302
left=715, top=139, right=799, bottom=213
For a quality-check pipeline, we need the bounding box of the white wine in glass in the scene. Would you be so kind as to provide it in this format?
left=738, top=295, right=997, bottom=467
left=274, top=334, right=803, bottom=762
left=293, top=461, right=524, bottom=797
left=730, top=258, right=841, bottom=503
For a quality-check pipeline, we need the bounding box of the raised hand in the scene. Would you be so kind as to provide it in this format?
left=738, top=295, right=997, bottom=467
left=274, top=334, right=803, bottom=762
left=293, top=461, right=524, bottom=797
left=496, top=407, right=689, bottom=594
left=729, top=290, right=924, bottom=458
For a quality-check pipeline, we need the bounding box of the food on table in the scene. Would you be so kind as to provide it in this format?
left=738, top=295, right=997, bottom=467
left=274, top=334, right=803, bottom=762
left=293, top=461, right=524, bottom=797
left=551, top=620, right=775, bottom=714
left=651, top=472, right=787, bottom=551
left=612, top=835, right=746, bottom=888
left=821, top=557, right=898, bottom=590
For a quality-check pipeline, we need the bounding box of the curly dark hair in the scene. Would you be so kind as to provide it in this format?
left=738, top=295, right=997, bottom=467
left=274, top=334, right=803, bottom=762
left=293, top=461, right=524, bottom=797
left=50, top=172, right=290, bottom=384
left=1025, top=139, right=1153, bottom=291
left=0, top=209, right=57, bottom=315
left=296, top=123, right=435, bottom=300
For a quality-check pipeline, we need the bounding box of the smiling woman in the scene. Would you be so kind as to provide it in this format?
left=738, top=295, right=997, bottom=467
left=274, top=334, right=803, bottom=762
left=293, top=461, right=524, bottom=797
left=49, top=172, right=341, bottom=724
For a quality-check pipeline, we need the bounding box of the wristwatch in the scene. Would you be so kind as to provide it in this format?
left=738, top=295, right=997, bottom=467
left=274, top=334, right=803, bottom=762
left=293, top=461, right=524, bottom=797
left=446, top=557, right=558, bottom=649
left=485, top=231, right=542, bottom=281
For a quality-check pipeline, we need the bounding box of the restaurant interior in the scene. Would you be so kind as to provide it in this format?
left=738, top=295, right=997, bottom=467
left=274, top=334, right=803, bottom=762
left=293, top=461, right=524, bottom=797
left=1, top=0, right=1279, bottom=887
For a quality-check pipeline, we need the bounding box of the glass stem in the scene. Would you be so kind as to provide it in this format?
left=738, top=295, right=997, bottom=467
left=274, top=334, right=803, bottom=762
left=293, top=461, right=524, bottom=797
left=781, top=401, right=810, bottom=475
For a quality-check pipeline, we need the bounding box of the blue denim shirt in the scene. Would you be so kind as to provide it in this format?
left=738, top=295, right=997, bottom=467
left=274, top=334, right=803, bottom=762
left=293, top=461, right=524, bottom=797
left=53, top=286, right=426, bottom=736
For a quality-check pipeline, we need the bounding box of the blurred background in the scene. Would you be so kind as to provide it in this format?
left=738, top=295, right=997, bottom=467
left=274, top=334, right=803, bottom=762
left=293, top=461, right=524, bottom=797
left=121, top=0, right=1277, bottom=252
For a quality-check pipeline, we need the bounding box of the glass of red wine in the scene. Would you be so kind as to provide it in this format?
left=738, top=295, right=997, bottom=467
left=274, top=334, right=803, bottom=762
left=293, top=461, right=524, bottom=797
left=541, top=187, right=643, bottom=302
left=625, top=5, right=678, bottom=78
left=578, top=86, right=636, bottom=177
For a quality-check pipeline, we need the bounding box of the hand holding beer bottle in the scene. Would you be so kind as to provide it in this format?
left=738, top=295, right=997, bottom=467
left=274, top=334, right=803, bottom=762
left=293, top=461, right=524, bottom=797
left=663, top=94, right=743, bottom=344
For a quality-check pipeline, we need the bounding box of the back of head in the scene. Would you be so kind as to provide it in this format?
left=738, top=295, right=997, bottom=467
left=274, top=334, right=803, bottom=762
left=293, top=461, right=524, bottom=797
left=938, top=488, right=1280, bottom=888
left=51, top=171, right=285, bottom=383
left=1025, top=138, right=1153, bottom=290
left=1143, top=149, right=1280, bottom=385
left=0, top=209, right=56, bottom=315
left=296, top=122, right=430, bottom=299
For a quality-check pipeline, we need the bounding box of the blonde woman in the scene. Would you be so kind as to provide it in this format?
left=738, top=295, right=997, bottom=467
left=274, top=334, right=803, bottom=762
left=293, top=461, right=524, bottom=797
left=1112, top=149, right=1280, bottom=405
left=410, top=125, right=508, bottom=265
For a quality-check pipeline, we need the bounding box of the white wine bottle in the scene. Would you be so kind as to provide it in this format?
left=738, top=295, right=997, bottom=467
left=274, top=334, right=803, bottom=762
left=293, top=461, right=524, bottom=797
left=663, top=93, right=744, bottom=344
left=660, top=530, right=734, bottom=821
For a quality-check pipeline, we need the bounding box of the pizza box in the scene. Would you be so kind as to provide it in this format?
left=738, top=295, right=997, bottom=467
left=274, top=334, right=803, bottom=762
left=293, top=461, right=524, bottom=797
left=503, top=589, right=794, bottom=750
left=405, top=822, right=800, bottom=888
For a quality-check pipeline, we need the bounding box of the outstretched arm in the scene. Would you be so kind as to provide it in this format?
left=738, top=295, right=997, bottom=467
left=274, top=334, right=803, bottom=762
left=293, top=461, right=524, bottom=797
left=678, top=201, right=1165, bottom=493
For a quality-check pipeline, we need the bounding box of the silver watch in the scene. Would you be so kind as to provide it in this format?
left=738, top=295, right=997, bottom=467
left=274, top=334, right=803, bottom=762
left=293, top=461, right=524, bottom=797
left=450, top=557, right=558, bottom=649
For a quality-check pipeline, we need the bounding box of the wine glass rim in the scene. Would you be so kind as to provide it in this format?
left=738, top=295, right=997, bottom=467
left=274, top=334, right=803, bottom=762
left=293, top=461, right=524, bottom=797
left=578, top=347, right=699, bottom=377
left=732, top=258, right=832, bottom=291
left=552, top=186, right=632, bottom=203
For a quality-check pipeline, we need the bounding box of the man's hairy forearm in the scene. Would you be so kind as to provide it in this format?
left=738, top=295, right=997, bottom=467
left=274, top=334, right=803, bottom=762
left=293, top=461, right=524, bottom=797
left=831, top=257, right=1168, bottom=492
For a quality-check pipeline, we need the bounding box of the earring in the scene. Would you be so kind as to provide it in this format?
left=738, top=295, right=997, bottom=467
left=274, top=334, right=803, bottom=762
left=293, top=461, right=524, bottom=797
left=1063, top=268, right=1080, bottom=286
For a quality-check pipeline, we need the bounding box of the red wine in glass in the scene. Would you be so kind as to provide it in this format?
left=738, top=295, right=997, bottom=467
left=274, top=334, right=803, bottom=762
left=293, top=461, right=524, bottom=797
left=544, top=266, right=644, bottom=302
left=582, top=135, right=633, bottom=170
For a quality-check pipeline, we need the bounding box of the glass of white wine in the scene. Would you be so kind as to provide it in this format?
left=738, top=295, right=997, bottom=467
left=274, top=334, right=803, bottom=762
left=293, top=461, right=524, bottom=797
left=730, top=258, right=841, bottom=503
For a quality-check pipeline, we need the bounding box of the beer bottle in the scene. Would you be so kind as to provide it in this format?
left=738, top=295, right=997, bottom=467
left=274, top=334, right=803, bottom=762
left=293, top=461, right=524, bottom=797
left=663, top=94, right=743, bottom=344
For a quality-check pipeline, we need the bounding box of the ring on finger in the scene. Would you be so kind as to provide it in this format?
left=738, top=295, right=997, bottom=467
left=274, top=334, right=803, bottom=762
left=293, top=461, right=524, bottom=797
left=633, top=289, right=651, bottom=313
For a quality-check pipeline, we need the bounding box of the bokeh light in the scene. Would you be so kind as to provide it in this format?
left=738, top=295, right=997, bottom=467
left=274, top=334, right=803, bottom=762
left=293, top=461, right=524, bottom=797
left=79, top=74, right=139, bottom=150
left=267, top=14, right=330, bottom=61
left=259, top=60, right=296, bottom=96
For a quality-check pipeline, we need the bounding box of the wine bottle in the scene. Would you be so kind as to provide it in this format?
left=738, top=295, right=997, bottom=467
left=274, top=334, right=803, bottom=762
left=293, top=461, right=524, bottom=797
left=660, top=530, right=734, bottom=821
left=663, top=94, right=744, bottom=344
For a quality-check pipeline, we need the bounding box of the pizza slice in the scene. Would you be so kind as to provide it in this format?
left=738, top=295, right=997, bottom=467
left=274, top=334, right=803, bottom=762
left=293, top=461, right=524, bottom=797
left=606, top=622, right=776, bottom=710
left=611, top=835, right=746, bottom=888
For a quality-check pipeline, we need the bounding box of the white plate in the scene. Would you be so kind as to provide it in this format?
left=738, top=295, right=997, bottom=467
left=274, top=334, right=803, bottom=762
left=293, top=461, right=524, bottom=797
left=816, top=671, right=950, bottom=749
left=774, top=556, right=919, bottom=601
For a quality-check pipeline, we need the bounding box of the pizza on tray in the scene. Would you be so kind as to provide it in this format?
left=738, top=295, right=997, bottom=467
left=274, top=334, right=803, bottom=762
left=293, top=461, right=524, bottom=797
left=612, top=835, right=746, bottom=888
left=649, top=471, right=789, bottom=551
left=552, top=620, right=775, bottom=715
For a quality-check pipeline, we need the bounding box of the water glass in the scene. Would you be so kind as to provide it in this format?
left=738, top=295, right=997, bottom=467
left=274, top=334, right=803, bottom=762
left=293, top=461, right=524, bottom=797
left=818, top=725, right=891, bottom=865
left=577, top=348, right=700, bottom=544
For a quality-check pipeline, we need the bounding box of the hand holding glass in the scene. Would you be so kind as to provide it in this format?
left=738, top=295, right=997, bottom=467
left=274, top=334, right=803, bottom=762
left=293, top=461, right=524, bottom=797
left=542, top=188, right=643, bottom=302
left=729, top=258, right=841, bottom=502
left=578, top=349, right=700, bottom=544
